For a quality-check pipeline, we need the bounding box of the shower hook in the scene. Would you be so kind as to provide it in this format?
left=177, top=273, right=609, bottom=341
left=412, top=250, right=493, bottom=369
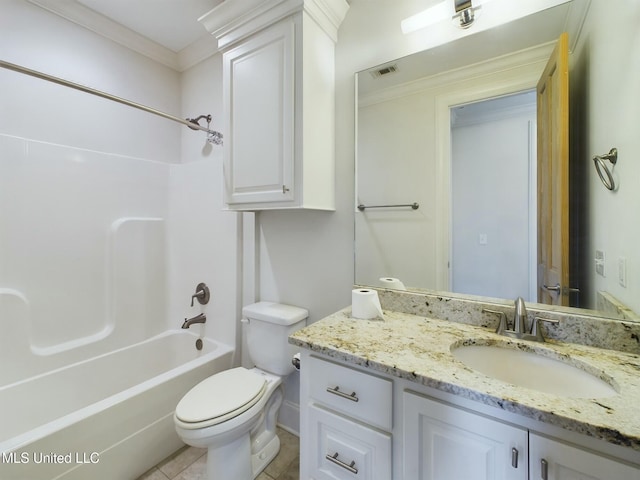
left=593, top=148, right=618, bottom=191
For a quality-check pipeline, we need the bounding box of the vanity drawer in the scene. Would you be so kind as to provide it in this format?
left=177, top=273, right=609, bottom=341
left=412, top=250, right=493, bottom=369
left=308, top=404, right=391, bottom=480
left=308, top=355, right=392, bottom=431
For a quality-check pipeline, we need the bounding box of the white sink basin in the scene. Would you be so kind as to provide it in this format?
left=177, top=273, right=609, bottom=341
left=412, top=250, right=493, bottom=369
left=450, top=341, right=618, bottom=398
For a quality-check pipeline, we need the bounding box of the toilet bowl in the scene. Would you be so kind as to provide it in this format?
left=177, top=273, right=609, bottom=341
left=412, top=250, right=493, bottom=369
left=174, top=302, right=308, bottom=480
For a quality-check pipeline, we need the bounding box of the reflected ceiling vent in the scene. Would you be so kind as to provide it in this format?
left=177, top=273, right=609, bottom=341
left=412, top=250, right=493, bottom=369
left=370, top=64, right=399, bottom=79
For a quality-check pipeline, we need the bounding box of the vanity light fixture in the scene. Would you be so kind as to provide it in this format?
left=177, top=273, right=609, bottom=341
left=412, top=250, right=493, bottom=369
left=454, top=0, right=477, bottom=28
left=401, top=0, right=494, bottom=34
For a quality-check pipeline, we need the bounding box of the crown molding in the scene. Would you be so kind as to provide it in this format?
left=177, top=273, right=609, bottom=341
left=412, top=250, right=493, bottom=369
left=26, top=0, right=182, bottom=71
left=177, top=34, right=221, bottom=71
left=199, top=0, right=349, bottom=51
left=359, top=42, right=554, bottom=108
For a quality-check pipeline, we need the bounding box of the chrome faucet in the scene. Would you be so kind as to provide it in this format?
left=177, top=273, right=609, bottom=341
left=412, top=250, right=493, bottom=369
left=483, top=297, right=558, bottom=342
left=182, top=313, right=206, bottom=329
left=513, top=297, right=527, bottom=335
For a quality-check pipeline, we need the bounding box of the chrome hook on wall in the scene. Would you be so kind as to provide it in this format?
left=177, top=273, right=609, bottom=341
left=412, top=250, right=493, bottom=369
left=593, top=147, right=618, bottom=191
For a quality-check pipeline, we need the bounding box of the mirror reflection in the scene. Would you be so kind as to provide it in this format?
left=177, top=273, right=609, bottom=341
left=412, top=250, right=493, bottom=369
left=355, top=0, right=640, bottom=321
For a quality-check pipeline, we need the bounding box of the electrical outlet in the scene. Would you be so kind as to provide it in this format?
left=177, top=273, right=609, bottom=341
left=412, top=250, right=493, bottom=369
left=479, top=233, right=488, bottom=245
left=618, top=257, right=627, bottom=287
left=595, top=250, right=605, bottom=277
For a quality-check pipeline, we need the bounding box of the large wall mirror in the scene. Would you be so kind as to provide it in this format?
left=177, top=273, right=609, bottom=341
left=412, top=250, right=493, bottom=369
left=354, top=0, right=640, bottom=322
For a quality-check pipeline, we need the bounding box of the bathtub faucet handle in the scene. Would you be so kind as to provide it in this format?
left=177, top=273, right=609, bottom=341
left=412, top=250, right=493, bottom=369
left=190, top=282, right=210, bottom=307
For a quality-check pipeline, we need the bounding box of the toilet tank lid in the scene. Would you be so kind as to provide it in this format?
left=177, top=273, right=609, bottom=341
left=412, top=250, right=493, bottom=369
left=242, top=301, right=308, bottom=325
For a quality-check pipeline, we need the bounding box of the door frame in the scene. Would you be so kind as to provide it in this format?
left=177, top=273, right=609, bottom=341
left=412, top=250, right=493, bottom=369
left=433, top=52, right=552, bottom=291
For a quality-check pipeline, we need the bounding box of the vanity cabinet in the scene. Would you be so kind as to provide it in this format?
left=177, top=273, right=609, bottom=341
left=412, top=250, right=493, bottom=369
left=201, top=0, right=349, bottom=211
left=301, top=355, right=392, bottom=479
left=299, top=351, right=640, bottom=480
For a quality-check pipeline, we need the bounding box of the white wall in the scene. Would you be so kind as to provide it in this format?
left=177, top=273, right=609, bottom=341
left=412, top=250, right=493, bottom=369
left=0, top=0, right=181, bottom=162
left=253, top=1, right=436, bottom=323
left=571, top=0, right=640, bottom=313
left=356, top=92, right=437, bottom=289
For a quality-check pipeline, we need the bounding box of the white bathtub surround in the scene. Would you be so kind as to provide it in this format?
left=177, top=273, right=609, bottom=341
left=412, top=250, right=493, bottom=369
left=0, top=332, right=233, bottom=480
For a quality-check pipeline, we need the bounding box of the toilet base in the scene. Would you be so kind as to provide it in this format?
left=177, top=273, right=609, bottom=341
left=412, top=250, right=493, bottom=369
left=207, top=432, right=252, bottom=480
left=251, top=434, right=280, bottom=478
left=205, top=420, right=281, bottom=480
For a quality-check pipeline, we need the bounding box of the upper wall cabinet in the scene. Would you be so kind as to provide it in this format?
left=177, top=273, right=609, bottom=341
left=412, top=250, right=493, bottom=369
left=200, top=0, right=349, bottom=211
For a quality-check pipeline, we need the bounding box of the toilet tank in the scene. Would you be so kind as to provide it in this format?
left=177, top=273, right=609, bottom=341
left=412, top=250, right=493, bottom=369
left=242, top=302, right=308, bottom=376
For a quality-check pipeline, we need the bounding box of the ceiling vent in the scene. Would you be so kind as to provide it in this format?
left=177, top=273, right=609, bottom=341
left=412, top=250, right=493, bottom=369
left=370, top=64, right=398, bottom=78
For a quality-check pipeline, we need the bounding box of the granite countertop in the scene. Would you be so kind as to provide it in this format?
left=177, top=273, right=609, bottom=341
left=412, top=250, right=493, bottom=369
left=289, top=308, right=640, bottom=453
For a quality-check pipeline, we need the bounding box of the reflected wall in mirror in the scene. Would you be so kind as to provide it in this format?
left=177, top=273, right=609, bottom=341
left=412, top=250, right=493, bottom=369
left=355, top=0, right=640, bottom=321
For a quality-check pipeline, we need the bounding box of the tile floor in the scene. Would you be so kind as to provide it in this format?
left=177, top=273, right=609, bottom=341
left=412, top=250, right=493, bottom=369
left=137, top=427, right=299, bottom=480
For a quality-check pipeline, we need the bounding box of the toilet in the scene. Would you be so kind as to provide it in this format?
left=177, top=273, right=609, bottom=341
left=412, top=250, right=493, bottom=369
left=174, top=301, right=308, bottom=480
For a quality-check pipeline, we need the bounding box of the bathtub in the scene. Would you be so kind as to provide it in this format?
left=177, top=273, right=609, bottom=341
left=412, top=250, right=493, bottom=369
left=0, top=331, right=234, bottom=480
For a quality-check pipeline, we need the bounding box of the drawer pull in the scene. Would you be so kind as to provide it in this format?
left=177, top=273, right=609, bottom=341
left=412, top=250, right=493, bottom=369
left=541, top=459, right=548, bottom=480
left=326, top=452, right=358, bottom=474
left=511, top=447, right=519, bottom=468
left=326, top=385, right=359, bottom=402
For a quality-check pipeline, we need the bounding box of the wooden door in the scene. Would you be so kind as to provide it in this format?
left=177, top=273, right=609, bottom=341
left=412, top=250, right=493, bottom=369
left=537, top=33, right=569, bottom=305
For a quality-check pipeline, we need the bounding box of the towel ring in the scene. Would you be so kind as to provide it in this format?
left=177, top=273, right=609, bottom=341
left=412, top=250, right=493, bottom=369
left=593, top=148, right=617, bottom=191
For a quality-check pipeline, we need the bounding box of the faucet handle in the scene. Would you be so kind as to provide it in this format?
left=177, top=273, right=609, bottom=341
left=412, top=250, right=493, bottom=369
left=190, top=282, right=210, bottom=307
left=531, top=317, right=560, bottom=341
left=483, top=308, right=509, bottom=334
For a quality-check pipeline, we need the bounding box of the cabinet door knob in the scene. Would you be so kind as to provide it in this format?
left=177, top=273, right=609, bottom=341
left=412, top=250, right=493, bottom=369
left=282, top=185, right=290, bottom=194
left=326, top=385, right=359, bottom=402
left=511, top=447, right=519, bottom=468
left=326, top=452, right=358, bottom=474
left=541, top=458, right=549, bottom=480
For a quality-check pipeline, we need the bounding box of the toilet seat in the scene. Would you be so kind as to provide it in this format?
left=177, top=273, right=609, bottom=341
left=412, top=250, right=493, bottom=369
left=175, top=367, right=267, bottom=429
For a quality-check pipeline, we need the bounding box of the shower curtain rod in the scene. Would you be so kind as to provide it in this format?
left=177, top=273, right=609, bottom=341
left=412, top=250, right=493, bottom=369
left=0, top=59, right=221, bottom=137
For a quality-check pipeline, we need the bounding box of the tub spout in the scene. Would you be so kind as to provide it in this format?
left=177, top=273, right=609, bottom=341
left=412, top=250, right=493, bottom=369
left=182, top=313, right=206, bottom=329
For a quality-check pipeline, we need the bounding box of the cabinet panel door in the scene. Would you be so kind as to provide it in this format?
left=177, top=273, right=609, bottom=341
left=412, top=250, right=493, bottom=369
left=403, top=391, right=528, bottom=480
left=223, top=19, right=295, bottom=205
left=308, top=404, right=391, bottom=480
left=529, top=433, right=640, bottom=480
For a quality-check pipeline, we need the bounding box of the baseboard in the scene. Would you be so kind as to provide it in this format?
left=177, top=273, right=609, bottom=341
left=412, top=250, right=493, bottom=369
left=277, top=399, right=300, bottom=436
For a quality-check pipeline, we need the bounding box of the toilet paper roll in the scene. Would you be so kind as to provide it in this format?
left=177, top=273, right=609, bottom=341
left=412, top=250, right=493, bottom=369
left=351, top=288, right=384, bottom=320
left=379, top=277, right=406, bottom=290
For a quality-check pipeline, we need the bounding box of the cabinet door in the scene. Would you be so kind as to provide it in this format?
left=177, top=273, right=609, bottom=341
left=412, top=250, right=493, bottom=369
left=308, top=404, right=391, bottom=480
left=529, top=433, right=640, bottom=480
left=403, top=391, right=528, bottom=480
left=223, top=19, right=295, bottom=206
